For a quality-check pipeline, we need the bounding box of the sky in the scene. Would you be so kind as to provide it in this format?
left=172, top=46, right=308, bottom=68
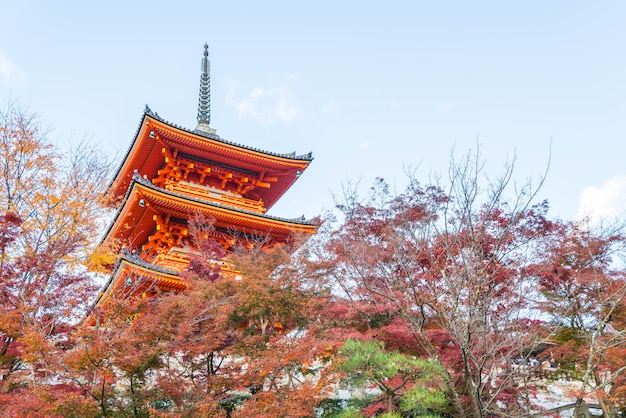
left=1, top=1, right=626, bottom=224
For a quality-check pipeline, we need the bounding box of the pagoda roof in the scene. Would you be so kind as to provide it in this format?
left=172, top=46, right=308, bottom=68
left=104, top=173, right=319, bottom=250
left=109, top=107, right=313, bottom=210
left=89, top=253, right=185, bottom=317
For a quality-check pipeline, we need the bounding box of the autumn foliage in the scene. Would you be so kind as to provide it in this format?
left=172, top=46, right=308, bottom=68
left=308, top=154, right=626, bottom=417
left=0, top=101, right=114, bottom=416
left=2, top=103, right=626, bottom=418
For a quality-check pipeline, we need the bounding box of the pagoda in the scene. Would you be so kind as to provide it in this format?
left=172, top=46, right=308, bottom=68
left=91, top=44, right=318, bottom=317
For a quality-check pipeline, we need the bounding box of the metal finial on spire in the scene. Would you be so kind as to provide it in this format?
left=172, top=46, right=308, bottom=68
left=195, top=43, right=215, bottom=134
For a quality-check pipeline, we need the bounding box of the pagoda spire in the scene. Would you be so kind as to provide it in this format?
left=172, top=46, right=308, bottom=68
left=195, top=43, right=215, bottom=134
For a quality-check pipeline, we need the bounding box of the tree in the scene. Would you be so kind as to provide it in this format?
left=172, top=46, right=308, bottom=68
left=0, top=101, right=114, bottom=415
left=315, top=152, right=557, bottom=417
left=54, top=228, right=333, bottom=417
left=533, top=221, right=626, bottom=417
left=211, top=236, right=333, bottom=417
left=336, top=338, right=447, bottom=417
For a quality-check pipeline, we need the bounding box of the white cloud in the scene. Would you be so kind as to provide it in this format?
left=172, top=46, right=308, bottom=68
left=231, top=76, right=299, bottom=125
left=359, top=141, right=370, bottom=149
left=0, top=52, right=26, bottom=83
left=575, top=175, right=626, bottom=224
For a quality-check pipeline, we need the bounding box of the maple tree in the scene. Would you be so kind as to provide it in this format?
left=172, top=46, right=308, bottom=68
left=313, top=152, right=560, bottom=417
left=194, top=234, right=332, bottom=417
left=0, top=101, right=114, bottom=416
left=532, top=221, right=626, bottom=417
left=49, top=227, right=333, bottom=417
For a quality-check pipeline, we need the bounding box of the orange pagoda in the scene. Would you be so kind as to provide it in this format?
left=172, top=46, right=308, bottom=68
left=91, top=44, right=318, bottom=318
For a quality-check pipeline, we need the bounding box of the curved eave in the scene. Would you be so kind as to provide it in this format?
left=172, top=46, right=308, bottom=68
left=109, top=108, right=313, bottom=209
left=103, top=175, right=319, bottom=250
left=92, top=255, right=184, bottom=311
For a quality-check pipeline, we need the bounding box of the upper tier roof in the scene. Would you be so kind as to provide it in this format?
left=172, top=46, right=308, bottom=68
left=108, top=107, right=313, bottom=210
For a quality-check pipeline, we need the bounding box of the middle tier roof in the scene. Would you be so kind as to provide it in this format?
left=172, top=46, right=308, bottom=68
left=104, top=173, right=319, bottom=252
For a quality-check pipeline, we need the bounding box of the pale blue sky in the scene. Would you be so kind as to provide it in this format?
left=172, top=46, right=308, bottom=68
left=1, top=1, right=625, bottom=222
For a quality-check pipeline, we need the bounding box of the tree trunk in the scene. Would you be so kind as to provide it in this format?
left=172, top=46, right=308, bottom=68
left=598, top=398, right=616, bottom=418
left=573, top=399, right=591, bottom=418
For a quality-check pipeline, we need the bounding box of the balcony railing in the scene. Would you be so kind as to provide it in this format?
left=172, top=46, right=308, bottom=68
left=151, top=246, right=241, bottom=280
left=164, top=180, right=266, bottom=213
